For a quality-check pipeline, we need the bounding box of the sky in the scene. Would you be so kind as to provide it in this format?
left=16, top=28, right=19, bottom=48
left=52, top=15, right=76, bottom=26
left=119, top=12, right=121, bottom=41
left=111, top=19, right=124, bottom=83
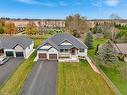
left=0, top=0, right=127, bottom=19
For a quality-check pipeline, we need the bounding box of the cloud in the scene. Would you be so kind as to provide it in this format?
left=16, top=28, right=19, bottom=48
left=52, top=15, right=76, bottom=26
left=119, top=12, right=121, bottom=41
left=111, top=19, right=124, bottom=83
left=91, top=0, right=103, bottom=10
left=105, top=0, right=120, bottom=6
left=91, top=0, right=120, bottom=9
left=59, top=2, right=68, bottom=6
left=16, top=0, right=56, bottom=7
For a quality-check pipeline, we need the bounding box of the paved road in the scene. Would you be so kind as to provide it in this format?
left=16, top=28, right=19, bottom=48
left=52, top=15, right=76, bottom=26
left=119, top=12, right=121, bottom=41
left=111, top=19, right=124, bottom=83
left=20, top=60, right=58, bottom=95
left=0, top=58, right=23, bottom=85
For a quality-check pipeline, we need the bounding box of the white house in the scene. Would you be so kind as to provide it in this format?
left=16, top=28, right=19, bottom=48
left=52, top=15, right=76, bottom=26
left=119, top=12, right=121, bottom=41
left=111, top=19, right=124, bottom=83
left=0, top=36, right=34, bottom=59
left=37, top=33, right=88, bottom=62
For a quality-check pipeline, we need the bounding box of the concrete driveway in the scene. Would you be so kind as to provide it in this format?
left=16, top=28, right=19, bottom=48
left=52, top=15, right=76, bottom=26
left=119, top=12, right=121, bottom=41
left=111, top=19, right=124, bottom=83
left=20, top=60, right=58, bottom=95
left=0, top=58, right=23, bottom=85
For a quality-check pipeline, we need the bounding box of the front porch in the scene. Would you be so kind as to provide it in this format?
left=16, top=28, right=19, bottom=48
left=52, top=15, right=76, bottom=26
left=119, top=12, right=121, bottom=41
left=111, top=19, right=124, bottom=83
left=59, top=56, right=79, bottom=62
left=59, top=48, right=79, bottom=62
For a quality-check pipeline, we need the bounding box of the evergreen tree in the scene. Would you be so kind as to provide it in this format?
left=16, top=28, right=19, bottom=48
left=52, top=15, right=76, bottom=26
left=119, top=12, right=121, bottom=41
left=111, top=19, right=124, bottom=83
left=84, top=32, right=93, bottom=49
left=97, top=40, right=118, bottom=64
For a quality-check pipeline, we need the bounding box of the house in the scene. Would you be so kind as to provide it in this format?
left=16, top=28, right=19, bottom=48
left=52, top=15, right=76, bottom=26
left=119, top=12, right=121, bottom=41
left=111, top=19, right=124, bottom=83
left=0, top=36, right=34, bottom=59
left=37, top=33, right=88, bottom=62
left=114, top=43, right=127, bottom=57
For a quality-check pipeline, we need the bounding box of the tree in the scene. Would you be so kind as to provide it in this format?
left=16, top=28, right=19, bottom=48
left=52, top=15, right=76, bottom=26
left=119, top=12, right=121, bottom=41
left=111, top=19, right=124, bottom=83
left=4, top=22, right=17, bottom=34
left=110, top=13, right=121, bottom=20
left=97, top=40, right=118, bottom=64
left=25, top=21, right=37, bottom=35
left=65, top=14, right=89, bottom=37
left=0, top=19, right=5, bottom=34
left=84, top=32, right=93, bottom=49
left=0, top=25, right=4, bottom=34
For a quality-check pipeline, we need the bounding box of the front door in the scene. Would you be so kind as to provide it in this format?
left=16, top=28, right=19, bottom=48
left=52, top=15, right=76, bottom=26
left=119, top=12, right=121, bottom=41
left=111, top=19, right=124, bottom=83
left=71, top=48, right=76, bottom=55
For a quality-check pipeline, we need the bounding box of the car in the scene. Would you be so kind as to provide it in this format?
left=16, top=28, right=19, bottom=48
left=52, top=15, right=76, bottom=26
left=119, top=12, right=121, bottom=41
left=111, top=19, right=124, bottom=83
left=0, top=56, right=9, bottom=65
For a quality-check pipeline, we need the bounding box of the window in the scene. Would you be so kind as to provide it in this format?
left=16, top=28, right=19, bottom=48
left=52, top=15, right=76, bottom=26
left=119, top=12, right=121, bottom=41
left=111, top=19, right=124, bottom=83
left=60, top=49, right=68, bottom=53
left=79, top=49, right=84, bottom=53
left=65, top=49, right=68, bottom=52
left=60, top=49, right=64, bottom=52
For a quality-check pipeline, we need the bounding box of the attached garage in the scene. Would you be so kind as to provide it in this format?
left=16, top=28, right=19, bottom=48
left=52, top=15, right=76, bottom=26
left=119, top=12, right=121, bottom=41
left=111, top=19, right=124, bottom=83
left=49, top=54, right=57, bottom=60
left=16, top=52, right=24, bottom=57
left=39, top=53, right=47, bottom=60
left=6, top=51, right=14, bottom=57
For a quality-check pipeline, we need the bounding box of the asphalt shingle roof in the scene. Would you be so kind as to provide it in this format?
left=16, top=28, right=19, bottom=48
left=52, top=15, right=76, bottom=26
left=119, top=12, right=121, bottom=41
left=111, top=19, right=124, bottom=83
left=0, top=36, right=33, bottom=49
left=38, top=33, right=88, bottom=50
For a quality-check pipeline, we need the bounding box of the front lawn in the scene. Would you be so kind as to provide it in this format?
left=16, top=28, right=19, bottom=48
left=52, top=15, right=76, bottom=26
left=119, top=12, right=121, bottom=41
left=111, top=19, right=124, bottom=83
left=58, top=60, right=114, bottom=95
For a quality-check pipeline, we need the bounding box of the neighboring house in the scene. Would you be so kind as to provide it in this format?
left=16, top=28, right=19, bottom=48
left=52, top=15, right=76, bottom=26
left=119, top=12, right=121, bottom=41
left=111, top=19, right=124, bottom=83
left=0, top=42, right=4, bottom=57
left=37, top=33, right=88, bottom=62
left=0, top=36, right=34, bottom=59
left=114, top=43, right=127, bottom=57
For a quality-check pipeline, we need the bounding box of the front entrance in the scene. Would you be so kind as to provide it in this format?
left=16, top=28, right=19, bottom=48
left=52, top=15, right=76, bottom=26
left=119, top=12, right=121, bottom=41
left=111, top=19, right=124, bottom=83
left=70, top=48, right=77, bottom=55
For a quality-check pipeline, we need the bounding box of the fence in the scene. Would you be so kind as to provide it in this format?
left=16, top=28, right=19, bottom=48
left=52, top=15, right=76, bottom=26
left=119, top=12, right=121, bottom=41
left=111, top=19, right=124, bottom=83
left=97, top=66, right=122, bottom=95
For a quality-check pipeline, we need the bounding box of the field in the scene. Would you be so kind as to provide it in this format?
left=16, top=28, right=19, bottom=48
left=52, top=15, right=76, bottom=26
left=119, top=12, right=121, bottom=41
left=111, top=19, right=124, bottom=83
left=58, top=60, right=114, bottom=95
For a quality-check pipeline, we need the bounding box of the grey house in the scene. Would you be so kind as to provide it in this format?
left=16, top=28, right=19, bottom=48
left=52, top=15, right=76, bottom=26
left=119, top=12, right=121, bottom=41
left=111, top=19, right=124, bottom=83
left=0, top=36, right=34, bottom=58
left=37, top=33, right=88, bottom=62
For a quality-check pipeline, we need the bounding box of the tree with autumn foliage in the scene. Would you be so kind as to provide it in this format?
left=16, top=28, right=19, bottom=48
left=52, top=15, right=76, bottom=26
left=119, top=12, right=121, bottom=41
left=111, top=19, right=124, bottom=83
left=25, top=21, right=37, bottom=35
left=65, top=14, right=90, bottom=37
left=4, top=22, right=17, bottom=34
left=0, top=19, right=5, bottom=34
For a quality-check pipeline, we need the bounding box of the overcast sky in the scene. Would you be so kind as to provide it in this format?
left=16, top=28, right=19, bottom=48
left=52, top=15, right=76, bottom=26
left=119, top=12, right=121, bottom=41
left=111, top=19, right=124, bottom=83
left=0, top=0, right=127, bottom=19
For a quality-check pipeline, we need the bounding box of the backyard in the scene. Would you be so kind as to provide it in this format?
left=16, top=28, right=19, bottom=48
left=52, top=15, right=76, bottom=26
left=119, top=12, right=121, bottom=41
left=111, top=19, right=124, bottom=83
left=88, top=37, right=127, bottom=95
left=58, top=60, right=115, bottom=95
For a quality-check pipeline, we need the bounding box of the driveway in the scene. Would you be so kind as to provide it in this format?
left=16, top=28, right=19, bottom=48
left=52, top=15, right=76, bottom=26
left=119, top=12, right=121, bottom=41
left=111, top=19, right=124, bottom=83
left=20, top=60, right=58, bottom=95
left=0, top=58, right=23, bottom=85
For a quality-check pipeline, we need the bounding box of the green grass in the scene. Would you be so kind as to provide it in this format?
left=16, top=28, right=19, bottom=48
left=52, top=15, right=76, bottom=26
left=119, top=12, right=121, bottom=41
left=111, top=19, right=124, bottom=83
left=88, top=37, right=107, bottom=61
left=88, top=37, right=127, bottom=95
left=32, top=38, right=46, bottom=48
left=100, top=61, right=127, bottom=95
left=58, top=60, right=115, bottom=95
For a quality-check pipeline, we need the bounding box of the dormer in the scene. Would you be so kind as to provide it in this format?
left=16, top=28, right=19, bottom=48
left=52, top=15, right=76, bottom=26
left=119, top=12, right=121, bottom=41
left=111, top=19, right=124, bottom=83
left=60, top=40, right=72, bottom=46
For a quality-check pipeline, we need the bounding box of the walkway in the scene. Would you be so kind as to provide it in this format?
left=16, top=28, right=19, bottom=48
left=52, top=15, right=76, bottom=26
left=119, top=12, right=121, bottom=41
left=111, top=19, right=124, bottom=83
left=85, top=56, right=100, bottom=74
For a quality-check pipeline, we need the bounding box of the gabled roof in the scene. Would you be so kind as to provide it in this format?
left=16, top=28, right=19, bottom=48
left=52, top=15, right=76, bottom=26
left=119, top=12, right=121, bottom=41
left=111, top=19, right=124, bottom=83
left=0, top=36, right=33, bottom=49
left=38, top=33, right=88, bottom=50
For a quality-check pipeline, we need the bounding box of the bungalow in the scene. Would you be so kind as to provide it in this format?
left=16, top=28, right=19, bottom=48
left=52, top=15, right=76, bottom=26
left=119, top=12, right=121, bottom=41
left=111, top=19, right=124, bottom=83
left=0, top=36, right=34, bottom=59
left=37, top=33, right=88, bottom=62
